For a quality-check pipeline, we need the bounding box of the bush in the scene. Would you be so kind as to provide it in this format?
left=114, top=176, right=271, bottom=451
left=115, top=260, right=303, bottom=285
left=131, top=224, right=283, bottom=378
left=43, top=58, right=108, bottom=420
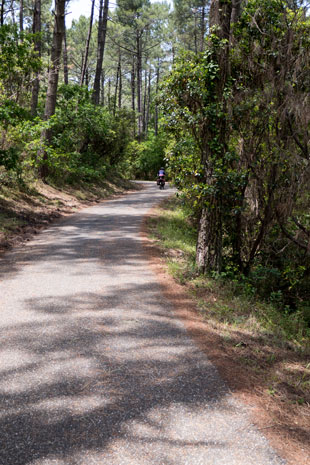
left=21, top=85, right=134, bottom=182
left=130, top=132, right=167, bottom=180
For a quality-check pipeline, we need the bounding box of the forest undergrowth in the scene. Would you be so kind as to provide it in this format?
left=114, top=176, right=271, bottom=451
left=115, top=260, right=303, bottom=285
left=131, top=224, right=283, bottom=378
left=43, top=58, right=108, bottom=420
left=146, top=195, right=310, bottom=464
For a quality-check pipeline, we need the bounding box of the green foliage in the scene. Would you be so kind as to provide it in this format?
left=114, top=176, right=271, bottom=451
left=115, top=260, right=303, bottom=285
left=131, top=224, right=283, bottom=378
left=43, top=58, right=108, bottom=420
left=0, top=147, right=21, bottom=175
left=160, top=38, right=245, bottom=232
left=151, top=196, right=310, bottom=344
left=129, top=132, right=167, bottom=179
left=160, top=0, right=310, bottom=314
left=0, top=25, right=41, bottom=110
left=22, top=85, right=134, bottom=182
left=0, top=24, right=42, bottom=178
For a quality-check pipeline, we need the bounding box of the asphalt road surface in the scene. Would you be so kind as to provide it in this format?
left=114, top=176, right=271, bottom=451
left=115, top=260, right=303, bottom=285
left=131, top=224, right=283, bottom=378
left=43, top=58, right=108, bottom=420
left=0, top=182, right=286, bottom=465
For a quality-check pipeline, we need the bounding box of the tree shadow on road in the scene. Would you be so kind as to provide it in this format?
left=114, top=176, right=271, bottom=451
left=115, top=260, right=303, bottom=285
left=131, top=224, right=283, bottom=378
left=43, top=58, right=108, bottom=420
left=0, top=284, right=234, bottom=465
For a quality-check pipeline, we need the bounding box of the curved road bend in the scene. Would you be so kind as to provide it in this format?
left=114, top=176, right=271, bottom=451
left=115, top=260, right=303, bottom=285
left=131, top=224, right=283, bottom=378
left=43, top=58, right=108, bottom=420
left=0, top=182, right=285, bottom=465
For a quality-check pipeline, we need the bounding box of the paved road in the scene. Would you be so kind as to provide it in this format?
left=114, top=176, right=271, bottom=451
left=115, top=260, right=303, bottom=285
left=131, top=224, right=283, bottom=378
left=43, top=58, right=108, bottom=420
left=0, top=183, right=285, bottom=465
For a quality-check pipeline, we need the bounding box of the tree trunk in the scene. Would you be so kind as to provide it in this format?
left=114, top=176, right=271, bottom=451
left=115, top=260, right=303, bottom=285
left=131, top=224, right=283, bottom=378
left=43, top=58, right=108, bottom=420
left=19, top=0, right=23, bottom=31
left=31, top=0, right=41, bottom=116
left=154, top=63, right=160, bottom=136
left=0, top=0, right=5, bottom=26
left=92, top=0, right=109, bottom=104
left=114, top=58, right=120, bottom=116
left=196, top=200, right=223, bottom=273
left=131, top=59, right=135, bottom=112
left=80, top=0, right=95, bottom=86
left=136, top=31, right=142, bottom=140
left=196, top=0, right=233, bottom=273
left=194, top=12, right=198, bottom=54
left=142, top=67, right=147, bottom=134
left=131, top=58, right=136, bottom=137
left=10, top=0, right=15, bottom=24
left=39, top=0, right=66, bottom=179
left=200, top=4, right=206, bottom=52
left=63, top=20, right=69, bottom=84
left=108, top=78, right=111, bottom=110
left=118, top=56, right=122, bottom=109
left=231, top=0, right=242, bottom=25
left=145, top=69, right=151, bottom=135
left=101, top=71, right=105, bottom=105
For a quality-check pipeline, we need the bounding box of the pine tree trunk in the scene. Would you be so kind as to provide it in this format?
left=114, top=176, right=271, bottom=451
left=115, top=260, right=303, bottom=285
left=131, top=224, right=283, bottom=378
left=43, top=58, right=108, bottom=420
left=146, top=69, right=151, bottom=135
left=142, top=67, right=147, bottom=134
left=131, top=59, right=135, bottom=112
left=10, top=0, right=15, bottom=24
left=200, top=4, right=206, bottom=52
left=63, top=21, right=69, bottom=84
left=131, top=58, right=136, bottom=137
left=92, top=0, right=109, bottom=104
left=194, top=13, right=198, bottom=54
left=154, top=64, right=160, bottom=136
left=80, top=0, right=95, bottom=86
left=196, top=0, right=233, bottom=273
left=136, top=31, right=143, bottom=140
left=101, top=72, right=105, bottom=105
left=31, top=0, right=41, bottom=116
left=118, top=57, right=122, bottom=109
left=231, top=0, right=242, bottom=25
left=196, top=190, right=223, bottom=273
left=108, top=78, right=111, bottom=110
left=114, top=58, right=120, bottom=116
left=19, top=0, right=23, bottom=31
left=39, top=0, right=66, bottom=179
left=0, top=0, right=5, bottom=26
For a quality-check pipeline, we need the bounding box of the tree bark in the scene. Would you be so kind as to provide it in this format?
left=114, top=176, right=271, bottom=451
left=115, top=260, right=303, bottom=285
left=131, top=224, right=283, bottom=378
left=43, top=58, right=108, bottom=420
left=154, top=63, right=160, bottom=136
left=118, top=56, right=122, bottom=109
left=194, top=12, right=198, bottom=54
left=39, top=0, right=66, bottom=179
left=196, top=198, right=223, bottom=273
left=108, top=78, right=111, bottom=110
left=114, top=57, right=120, bottom=115
left=0, top=0, right=5, bottom=26
left=231, top=0, right=242, bottom=25
left=131, top=58, right=135, bottom=112
left=142, top=67, right=147, bottom=134
left=80, top=0, right=95, bottom=86
left=145, top=69, right=151, bottom=135
left=10, top=0, right=15, bottom=24
left=19, top=0, right=23, bottom=32
left=31, top=0, right=41, bottom=116
left=101, top=71, right=105, bottom=105
left=136, top=31, right=143, bottom=140
left=200, top=4, right=206, bottom=52
left=63, top=20, right=69, bottom=84
left=196, top=0, right=233, bottom=273
left=131, top=57, right=136, bottom=137
left=92, top=0, right=109, bottom=104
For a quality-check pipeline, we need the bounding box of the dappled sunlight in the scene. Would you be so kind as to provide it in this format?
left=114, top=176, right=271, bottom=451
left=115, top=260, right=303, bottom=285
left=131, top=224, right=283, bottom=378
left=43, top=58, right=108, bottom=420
left=0, top=184, right=284, bottom=464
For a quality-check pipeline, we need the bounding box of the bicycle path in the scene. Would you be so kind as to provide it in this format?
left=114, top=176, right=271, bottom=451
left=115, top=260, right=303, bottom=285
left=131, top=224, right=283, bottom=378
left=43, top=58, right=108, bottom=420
left=0, top=182, right=285, bottom=465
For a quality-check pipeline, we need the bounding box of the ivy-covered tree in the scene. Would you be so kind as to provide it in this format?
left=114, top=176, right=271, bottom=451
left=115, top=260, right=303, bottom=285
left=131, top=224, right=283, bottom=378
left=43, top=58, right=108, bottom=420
left=162, top=0, right=310, bottom=287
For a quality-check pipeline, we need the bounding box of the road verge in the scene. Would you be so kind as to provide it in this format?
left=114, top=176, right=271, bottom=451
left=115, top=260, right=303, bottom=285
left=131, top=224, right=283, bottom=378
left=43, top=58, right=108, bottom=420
left=141, top=196, right=310, bottom=465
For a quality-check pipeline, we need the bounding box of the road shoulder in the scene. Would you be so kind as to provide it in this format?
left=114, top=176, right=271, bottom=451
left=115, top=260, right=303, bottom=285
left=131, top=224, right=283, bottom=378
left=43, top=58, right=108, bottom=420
left=141, top=201, right=310, bottom=465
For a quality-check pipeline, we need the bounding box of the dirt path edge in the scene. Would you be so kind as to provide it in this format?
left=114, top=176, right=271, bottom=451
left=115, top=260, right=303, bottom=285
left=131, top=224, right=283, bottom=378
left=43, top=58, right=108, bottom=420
left=140, top=203, right=309, bottom=465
